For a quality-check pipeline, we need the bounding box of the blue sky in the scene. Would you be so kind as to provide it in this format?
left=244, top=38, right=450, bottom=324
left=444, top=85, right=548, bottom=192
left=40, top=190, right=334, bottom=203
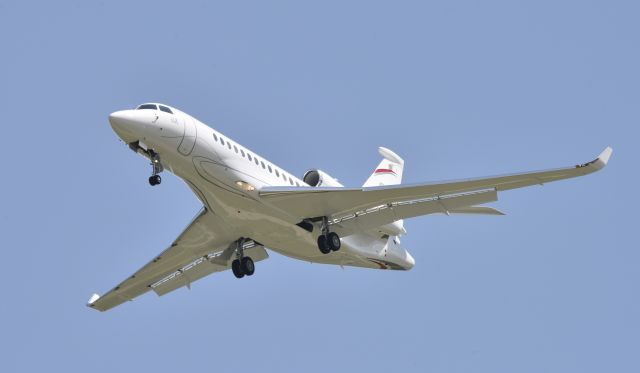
left=0, top=1, right=637, bottom=372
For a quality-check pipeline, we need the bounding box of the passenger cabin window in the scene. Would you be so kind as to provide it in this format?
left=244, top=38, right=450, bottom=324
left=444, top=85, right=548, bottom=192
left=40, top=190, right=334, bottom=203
left=282, top=174, right=287, bottom=181
left=247, top=153, right=252, bottom=161
left=213, top=133, right=218, bottom=141
left=254, top=158, right=259, bottom=165
left=220, top=138, right=225, bottom=145
left=227, top=142, right=232, bottom=150
left=159, top=105, right=173, bottom=114
left=234, top=145, right=238, bottom=153
left=268, top=165, right=272, bottom=173
left=288, top=177, right=293, bottom=185
left=240, top=149, right=245, bottom=157
left=137, top=104, right=157, bottom=110
left=275, top=169, right=280, bottom=177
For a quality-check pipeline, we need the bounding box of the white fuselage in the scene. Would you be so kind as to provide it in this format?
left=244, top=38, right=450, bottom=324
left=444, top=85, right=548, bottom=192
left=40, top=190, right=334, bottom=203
left=109, top=104, right=415, bottom=271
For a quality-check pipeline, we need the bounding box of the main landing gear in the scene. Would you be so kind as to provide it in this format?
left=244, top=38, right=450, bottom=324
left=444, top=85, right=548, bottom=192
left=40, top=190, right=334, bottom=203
left=231, top=238, right=255, bottom=279
left=317, top=216, right=341, bottom=254
left=148, top=149, right=163, bottom=186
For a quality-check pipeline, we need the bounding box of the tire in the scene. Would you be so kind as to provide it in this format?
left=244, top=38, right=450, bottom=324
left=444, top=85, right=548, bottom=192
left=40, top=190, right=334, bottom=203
left=241, top=256, right=255, bottom=276
left=327, top=232, right=341, bottom=251
left=317, top=235, right=331, bottom=254
left=232, top=259, right=244, bottom=278
left=148, top=175, right=161, bottom=186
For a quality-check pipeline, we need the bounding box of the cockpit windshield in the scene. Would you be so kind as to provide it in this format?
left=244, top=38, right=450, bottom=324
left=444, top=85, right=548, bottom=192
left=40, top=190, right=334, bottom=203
left=136, top=103, right=173, bottom=114
left=159, top=105, right=173, bottom=114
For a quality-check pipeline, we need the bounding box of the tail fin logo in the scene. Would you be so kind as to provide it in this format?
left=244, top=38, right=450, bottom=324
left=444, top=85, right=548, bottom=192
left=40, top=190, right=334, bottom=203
left=363, top=149, right=404, bottom=187
left=374, top=165, right=397, bottom=175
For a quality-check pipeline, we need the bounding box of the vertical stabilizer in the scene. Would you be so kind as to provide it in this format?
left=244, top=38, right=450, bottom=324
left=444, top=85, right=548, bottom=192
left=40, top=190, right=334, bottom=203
left=364, top=147, right=406, bottom=235
left=363, top=147, right=404, bottom=187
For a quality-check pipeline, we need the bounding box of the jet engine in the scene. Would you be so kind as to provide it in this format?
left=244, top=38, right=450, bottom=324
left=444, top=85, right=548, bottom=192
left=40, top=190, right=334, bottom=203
left=303, top=169, right=343, bottom=187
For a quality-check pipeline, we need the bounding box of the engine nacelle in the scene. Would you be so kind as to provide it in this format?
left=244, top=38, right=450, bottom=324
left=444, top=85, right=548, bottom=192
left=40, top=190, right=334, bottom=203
left=303, top=169, right=343, bottom=187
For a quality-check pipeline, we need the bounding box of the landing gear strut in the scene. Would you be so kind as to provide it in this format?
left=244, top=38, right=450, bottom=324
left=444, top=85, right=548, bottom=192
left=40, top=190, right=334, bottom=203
left=148, top=149, right=163, bottom=186
left=128, top=142, right=164, bottom=187
left=317, top=216, right=341, bottom=254
left=231, top=238, right=255, bottom=278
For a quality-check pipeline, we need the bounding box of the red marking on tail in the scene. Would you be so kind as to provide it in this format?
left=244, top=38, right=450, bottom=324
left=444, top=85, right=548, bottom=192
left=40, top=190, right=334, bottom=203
left=374, top=168, right=396, bottom=175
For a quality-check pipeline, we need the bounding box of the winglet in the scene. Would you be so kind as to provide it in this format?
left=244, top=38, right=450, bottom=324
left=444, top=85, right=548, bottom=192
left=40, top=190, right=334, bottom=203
left=591, top=146, right=613, bottom=171
left=86, top=293, right=100, bottom=308
left=598, top=146, right=613, bottom=166
left=577, top=146, right=613, bottom=171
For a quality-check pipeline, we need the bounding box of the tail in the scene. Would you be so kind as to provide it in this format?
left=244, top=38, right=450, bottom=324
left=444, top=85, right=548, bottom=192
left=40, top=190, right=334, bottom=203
left=363, top=147, right=404, bottom=187
left=364, top=147, right=406, bottom=236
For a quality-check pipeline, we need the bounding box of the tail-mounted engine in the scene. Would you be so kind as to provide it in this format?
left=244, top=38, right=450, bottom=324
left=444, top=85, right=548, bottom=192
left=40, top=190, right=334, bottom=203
left=302, top=170, right=344, bottom=187
left=303, top=169, right=343, bottom=187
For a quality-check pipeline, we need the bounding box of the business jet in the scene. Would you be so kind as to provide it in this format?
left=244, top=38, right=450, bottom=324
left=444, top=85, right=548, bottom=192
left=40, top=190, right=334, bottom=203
left=87, top=102, right=612, bottom=311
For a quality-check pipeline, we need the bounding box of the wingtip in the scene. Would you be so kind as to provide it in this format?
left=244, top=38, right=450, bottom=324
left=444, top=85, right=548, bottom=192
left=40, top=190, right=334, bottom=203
left=86, top=293, right=100, bottom=308
left=598, top=146, right=613, bottom=165
left=578, top=146, right=613, bottom=171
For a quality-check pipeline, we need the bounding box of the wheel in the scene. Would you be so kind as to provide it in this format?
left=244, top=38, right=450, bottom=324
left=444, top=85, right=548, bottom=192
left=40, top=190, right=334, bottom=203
left=327, top=232, right=341, bottom=251
left=232, top=259, right=244, bottom=278
left=317, top=235, right=331, bottom=254
left=241, top=256, right=255, bottom=276
left=148, top=175, right=161, bottom=186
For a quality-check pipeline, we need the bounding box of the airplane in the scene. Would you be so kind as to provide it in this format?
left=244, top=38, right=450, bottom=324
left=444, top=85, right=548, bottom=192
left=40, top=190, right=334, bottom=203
left=87, top=102, right=612, bottom=311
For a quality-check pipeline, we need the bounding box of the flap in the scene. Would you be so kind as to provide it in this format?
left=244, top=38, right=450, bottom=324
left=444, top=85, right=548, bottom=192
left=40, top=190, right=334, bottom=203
left=152, top=245, right=269, bottom=296
left=331, top=189, right=498, bottom=237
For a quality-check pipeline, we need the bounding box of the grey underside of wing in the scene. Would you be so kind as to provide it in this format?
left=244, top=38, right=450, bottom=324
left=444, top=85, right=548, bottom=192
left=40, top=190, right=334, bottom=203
left=151, top=244, right=268, bottom=296
left=89, top=208, right=238, bottom=312
left=259, top=149, right=610, bottom=229
left=330, top=189, right=499, bottom=237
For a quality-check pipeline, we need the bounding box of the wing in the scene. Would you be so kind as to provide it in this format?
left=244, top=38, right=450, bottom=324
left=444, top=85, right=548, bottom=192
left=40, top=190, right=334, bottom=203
left=87, top=208, right=267, bottom=312
left=259, top=147, right=612, bottom=232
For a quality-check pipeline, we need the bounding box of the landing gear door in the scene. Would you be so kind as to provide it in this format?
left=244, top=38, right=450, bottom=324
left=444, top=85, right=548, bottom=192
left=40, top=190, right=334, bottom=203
left=178, top=116, right=197, bottom=156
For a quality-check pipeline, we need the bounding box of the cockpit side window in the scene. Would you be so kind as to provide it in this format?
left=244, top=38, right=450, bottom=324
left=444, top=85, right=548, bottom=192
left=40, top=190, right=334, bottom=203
left=159, top=105, right=173, bottom=114
left=137, top=104, right=157, bottom=110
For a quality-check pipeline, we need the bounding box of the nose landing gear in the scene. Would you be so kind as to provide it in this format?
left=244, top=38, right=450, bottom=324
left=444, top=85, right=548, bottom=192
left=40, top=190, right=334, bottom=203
left=317, top=216, right=341, bottom=254
left=148, top=149, right=163, bottom=186
left=128, top=142, right=164, bottom=187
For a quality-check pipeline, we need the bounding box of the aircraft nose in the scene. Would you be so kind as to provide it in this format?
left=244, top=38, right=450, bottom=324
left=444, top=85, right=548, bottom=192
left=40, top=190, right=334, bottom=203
left=109, top=110, right=139, bottom=143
